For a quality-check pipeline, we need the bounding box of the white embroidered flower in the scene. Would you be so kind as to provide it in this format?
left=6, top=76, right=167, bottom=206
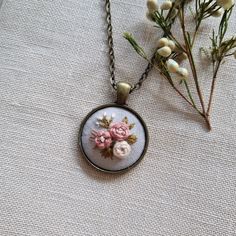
left=113, top=141, right=131, bottom=159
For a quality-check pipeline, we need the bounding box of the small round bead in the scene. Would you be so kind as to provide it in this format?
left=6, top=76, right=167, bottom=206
left=157, top=46, right=172, bottom=57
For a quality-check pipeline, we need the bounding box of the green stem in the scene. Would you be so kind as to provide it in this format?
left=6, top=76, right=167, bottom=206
left=180, top=7, right=207, bottom=113
left=191, top=22, right=201, bottom=47
left=206, top=59, right=222, bottom=115
left=183, top=80, right=202, bottom=114
left=155, top=62, right=206, bottom=114
left=179, top=5, right=211, bottom=130
left=225, top=53, right=234, bottom=57
left=151, top=60, right=201, bottom=111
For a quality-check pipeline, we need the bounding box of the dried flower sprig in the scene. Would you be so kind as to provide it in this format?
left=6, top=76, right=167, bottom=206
left=124, top=0, right=235, bottom=130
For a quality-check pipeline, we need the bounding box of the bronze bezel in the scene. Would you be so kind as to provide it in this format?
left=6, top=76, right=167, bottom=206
left=78, top=103, right=149, bottom=174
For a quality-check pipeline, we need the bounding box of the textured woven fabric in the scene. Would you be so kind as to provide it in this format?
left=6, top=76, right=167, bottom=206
left=0, top=0, right=236, bottom=235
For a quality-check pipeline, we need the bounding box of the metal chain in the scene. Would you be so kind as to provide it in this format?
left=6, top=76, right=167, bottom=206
left=105, top=0, right=153, bottom=93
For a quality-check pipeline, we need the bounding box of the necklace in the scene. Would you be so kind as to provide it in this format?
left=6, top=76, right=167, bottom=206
left=79, top=0, right=151, bottom=173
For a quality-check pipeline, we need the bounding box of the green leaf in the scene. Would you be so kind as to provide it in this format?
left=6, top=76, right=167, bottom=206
left=127, top=135, right=137, bottom=145
left=129, top=123, right=135, bottom=130
left=100, top=148, right=113, bottom=159
left=123, top=32, right=148, bottom=60
left=122, top=117, right=129, bottom=124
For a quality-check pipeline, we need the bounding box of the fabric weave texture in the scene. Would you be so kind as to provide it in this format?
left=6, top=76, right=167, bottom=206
left=0, top=0, right=236, bottom=235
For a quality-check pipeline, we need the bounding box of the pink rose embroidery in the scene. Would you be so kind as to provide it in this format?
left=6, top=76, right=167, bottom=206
left=93, top=130, right=112, bottom=149
left=90, top=113, right=137, bottom=159
left=109, top=122, right=129, bottom=141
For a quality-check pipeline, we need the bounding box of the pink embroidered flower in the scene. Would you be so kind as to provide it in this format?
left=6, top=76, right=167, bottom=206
left=94, top=130, right=112, bottom=149
left=109, top=122, right=129, bottom=141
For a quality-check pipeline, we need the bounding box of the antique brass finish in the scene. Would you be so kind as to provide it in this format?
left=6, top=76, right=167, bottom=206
left=116, top=82, right=131, bottom=105
left=79, top=104, right=149, bottom=174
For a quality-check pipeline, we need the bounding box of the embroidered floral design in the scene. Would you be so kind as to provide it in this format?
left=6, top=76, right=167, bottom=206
left=90, top=113, right=137, bottom=159
left=113, top=141, right=131, bottom=159
left=109, top=122, right=130, bottom=141
left=91, top=130, right=112, bottom=149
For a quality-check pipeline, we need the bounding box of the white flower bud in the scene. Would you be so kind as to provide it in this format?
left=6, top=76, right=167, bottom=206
left=178, top=52, right=188, bottom=60
left=147, top=0, right=158, bottom=12
left=169, top=8, right=178, bottom=19
left=160, top=0, right=172, bottom=10
left=146, top=11, right=154, bottom=21
left=166, top=59, right=179, bottom=73
left=167, top=40, right=176, bottom=50
left=157, top=46, right=172, bottom=57
left=216, top=0, right=234, bottom=10
left=157, top=37, right=169, bottom=48
left=177, top=67, right=189, bottom=79
left=212, top=8, right=224, bottom=17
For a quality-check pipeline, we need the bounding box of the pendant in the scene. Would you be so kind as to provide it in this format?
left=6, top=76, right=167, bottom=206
left=79, top=82, right=149, bottom=173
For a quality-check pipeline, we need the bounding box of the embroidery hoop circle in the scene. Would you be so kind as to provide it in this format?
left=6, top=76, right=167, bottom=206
left=78, top=104, right=149, bottom=174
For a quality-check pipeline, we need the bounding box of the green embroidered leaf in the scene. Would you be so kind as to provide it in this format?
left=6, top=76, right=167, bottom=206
left=99, top=122, right=109, bottom=129
left=99, top=117, right=113, bottom=129
left=129, top=123, right=135, bottom=129
left=100, top=148, right=113, bottom=159
left=122, top=116, right=129, bottom=124
left=127, top=134, right=137, bottom=144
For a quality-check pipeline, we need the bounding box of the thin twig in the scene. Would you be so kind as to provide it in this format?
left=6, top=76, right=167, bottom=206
left=180, top=8, right=205, bottom=112
left=207, top=60, right=221, bottom=115
left=183, top=80, right=202, bottom=114
left=179, top=5, right=211, bottom=130
left=152, top=62, right=203, bottom=113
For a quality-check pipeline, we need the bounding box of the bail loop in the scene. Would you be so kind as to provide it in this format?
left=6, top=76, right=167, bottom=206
left=116, top=82, right=131, bottom=105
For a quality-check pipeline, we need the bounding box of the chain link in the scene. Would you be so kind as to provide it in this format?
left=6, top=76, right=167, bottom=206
left=105, top=0, right=153, bottom=93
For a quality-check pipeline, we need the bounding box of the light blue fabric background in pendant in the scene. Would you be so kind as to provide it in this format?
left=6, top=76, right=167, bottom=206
left=81, top=106, right=147, bottom=171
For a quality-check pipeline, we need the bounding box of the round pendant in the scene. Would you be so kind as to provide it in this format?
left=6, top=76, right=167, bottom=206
left=79, top=104, right=149, bottom=173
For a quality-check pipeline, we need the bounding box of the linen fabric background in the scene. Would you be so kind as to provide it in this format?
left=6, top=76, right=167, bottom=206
left=0, top=0, right=235, bottom=235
